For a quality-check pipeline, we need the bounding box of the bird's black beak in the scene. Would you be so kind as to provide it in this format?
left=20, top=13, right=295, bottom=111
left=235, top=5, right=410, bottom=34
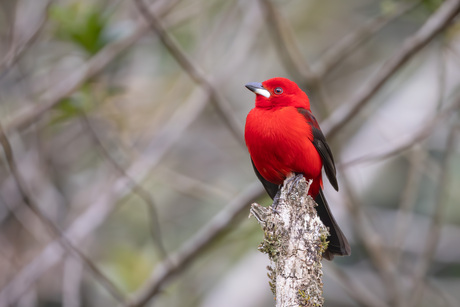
left=245, top=82, right=270, bottom=98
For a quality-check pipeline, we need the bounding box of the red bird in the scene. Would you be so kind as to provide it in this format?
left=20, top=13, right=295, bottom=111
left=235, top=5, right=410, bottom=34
left=245, top=77, right=350, bottom=260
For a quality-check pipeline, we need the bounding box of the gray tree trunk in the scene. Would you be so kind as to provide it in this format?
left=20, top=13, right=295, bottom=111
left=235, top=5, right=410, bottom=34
left=250, top=175, right=329, bottom=307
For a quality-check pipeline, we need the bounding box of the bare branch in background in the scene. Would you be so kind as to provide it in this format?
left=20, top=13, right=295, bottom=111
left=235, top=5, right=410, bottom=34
left=327, top=263, right=390, bottom=307
left=258, top=0, right=421, bottom=117
left=258, top=0, right=316, bottom=84
left=0, top=84, right=211, bottom=306
left=312, top=0, right=422, bottom=77
left=322, top=0, right=460, bottom=139
left=0, top=1, right=54, bottom=80
left=258, top=0, right=335, bottom=115
left=158, top=167, right=234, bottom=200
left=259, top=0, right=421, bottom=84
left=341, top=99, right=460, bottom=167
left=80, top=113, right=168, bottom=259
left=338, top=166, right=403, bottom=307
left=392, top=148, right=425, bottom=264
left=2, top=0, right=183, bottom=134
left=133, top=0, right=245, bottom=145
left=0, top=123, right=126, bottom=305
left=126, top=181, right=264, bottom=307
left=392, top=46, right=455, bottom=266
left=408, top=125, right=458, bottom=307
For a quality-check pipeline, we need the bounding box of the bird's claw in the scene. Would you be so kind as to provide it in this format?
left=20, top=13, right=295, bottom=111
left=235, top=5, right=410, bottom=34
left=271, top=193, right=281, bottom=214
left=286, top=174, right=303, bottom=195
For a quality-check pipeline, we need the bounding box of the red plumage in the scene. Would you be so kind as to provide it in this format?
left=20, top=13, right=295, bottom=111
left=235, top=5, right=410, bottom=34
left=244, top=77, right=350, bottom=260
left=245, top=100, right=323, bottom=196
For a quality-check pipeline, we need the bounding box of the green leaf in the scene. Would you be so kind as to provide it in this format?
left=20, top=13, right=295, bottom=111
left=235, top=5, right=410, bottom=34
left=49, top=3, right=110, bottom=55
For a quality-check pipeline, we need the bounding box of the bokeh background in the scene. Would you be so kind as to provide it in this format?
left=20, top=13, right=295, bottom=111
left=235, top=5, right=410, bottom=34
left=1, top=0, right=460, bottom=306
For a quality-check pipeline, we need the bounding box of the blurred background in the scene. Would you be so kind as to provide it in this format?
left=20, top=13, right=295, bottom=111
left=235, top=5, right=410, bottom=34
left=1, top=0, right=460, bottom=306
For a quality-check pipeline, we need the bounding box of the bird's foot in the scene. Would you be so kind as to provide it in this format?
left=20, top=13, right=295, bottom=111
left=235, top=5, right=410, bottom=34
left=285, top=173, right=304, bottom=195
left=271, top=193, right=281, bottom=214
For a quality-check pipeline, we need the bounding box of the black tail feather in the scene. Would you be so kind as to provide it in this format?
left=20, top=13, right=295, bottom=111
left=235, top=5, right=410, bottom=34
left=314, top=189, right=351, bottom=260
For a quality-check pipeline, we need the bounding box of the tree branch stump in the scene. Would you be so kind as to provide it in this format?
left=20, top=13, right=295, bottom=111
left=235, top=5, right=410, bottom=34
left=250, top=175, right=329, bottom=307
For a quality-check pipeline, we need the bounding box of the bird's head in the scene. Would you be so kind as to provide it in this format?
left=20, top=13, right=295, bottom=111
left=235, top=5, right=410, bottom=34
left=245, top=77, right=310, bottom=109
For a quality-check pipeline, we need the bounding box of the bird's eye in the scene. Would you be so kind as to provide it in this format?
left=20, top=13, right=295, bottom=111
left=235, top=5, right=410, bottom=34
left=274, top=87, right=283, bottom=95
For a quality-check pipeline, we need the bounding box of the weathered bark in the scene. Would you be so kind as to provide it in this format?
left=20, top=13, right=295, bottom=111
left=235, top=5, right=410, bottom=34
left=250, top=175, right=329, bottom=307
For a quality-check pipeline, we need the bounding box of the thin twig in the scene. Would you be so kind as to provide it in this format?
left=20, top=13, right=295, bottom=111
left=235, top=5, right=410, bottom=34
left=341, top=99, right=460, bottom=167
left=125, top=182, right=264, bottom=307
left=312, top=0, right=422, bottom=77
left=327, top=263, right=390, bottom=307
left=258, top=0, right=420, bottom=85
left=0, top=123, right=126, bottom=304
left=0, top=76, right=246, bottom=306
left=0, top=1, right=54, bottom=80
left=392, top=148, right=425, bottom=264
left=2, top=0, right=183, bottom=134
left=258, top=0, right=336, bottom=115
left=339, top=166, right=403, bottom=307
left=258, top=0, right=316, bottom=84
left=408, top=125, right=458, bottom=307
left=133, top=0, right=245, bottom=145
left=322, top=0, right=460, bottom=139
left=80, top=113, right=168, bottom=259
left=157, top=167, right=234, bottom=200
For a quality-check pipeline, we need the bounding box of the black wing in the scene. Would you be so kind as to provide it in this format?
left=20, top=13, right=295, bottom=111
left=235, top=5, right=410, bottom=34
left=297, top=108, right=338, bottom=191
left=297, top=108, right=350, bottom=259
left=251, top=158, right=279, bottom=199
